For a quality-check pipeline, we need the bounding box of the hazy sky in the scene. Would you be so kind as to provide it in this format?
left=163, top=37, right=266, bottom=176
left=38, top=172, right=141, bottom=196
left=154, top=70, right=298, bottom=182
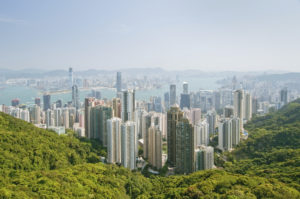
left=0, top=0, right=300, bottom=71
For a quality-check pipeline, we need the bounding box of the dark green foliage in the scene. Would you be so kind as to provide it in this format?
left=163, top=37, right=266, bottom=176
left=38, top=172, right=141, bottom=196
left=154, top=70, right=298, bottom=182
left=1, top=104, right=300, bottom=198
left=0, top=112, right=106, bottom=172
left=227, top=99, right=300, bottom=191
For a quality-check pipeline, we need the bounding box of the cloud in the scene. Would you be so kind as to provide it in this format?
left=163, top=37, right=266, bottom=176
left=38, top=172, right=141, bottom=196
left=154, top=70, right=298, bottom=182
left=0, top=17, right=27, bottom=25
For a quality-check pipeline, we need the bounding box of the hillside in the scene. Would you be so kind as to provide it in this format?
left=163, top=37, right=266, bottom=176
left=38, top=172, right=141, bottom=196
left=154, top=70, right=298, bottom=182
left=0, top=112, right=106, bottom=172
left=226, top=99, right=300, bottom=191
left=0, top=110, right=300, bottom=198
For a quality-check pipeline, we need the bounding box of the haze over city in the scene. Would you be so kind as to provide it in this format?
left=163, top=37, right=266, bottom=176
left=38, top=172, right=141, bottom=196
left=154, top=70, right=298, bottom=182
left=1, top=1, right=300, bottom=198
left=1, top=0, right=300, bottom=71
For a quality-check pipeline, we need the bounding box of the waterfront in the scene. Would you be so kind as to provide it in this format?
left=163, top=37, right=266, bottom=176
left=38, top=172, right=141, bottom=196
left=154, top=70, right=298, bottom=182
left=0, top=76, right=222, bottom=106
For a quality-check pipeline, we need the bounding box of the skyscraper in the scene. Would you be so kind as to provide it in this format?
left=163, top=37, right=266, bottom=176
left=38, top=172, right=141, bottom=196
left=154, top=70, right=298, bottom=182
left=231, top=117, right=240, bottom=146
left=180, top=94, right=190, bottom=110
left=30, top=104, right=41, bottom=124
left=170, top=84, right=176, bottom=106
left=112, top=98, right=121, bottom=118
left=45, top=109, right=53, bottom=127
left=252, top=97, right=258, bottom=115
left=107, top=117, right=122, bottom=164
left=244, top=92, right=252, bottom=121
left=224, top=106, right=234, bottom=118
left=206, top=110, right=217, bottom=136
left=190, top=108, right=201, bottom=125
left=72, top=85, right=79, bottom=109
left=164, top=92, right=170, bottom=111
left=167, top=105, right=183, bottom=167
left=148, top=125, right=162, bottom=169
left=11, top=99, right=20, bottom=107
left=194, top=120, right=209, bottom=147
left=43, top=94, right=51, bottom=111
left=280, top=88, right=288, bottom=106
left=90, top=105, right=112, bottom=146
left=175, top=118, right=195, bottom=174
left=213, top=91, right=221, bottom=111
left=183, top=82, right=188, bottom=94
left=35, top=97, right=41, bottom=106
left=62, top=108, right=69, bottom=129
left=121, top=121, right=137, bottom=170
left=116, top=72, right=122, bottom=93
left=218, top=119, right=232, bottom=151
left=69, top=67, right=73, bottom=88
left=142, top=112, right=152, bottom=159
left=234, top=89, right=244, bottom=132
left=121, top=89, right=135, bottom=122
left=195, top=145, right=214, bottom=171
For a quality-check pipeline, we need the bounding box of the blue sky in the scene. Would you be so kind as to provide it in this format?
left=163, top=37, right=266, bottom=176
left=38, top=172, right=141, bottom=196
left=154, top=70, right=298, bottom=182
left=0, top=0, right=300, bottom=71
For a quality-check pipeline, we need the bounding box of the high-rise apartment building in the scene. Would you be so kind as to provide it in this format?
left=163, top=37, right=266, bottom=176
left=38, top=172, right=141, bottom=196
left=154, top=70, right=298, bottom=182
left=194, top=119, right=209, bottom=147
left=195, top=145, right=214, bottom=171
left=218, top=119, right=232, bottom=151
left=90, top=105, right=112, bottom=146
left=206, top=110, right=217, bottom=136
left=191, top=108, right=201, bottom=125
left=30, top=104, right=41, bottom=124
left=175, top=118, right=195, bottom=174
left=234, top=89, right=244, bottom=132
left=231, top=117, right=240, bottom=146
left=121, top=121, right=137, bottom=170
left=244, top=92, right=252, bottom=121
left=167, top=105, right=183, bottom=167
left=148, top=125, right=162, bottom=169
left=107, top=117, right=122, bottom=164
left=142, top=112, right=152, bottom=159
left=112, top=98, right=121, bottom=118
left=121, top=89, right=135, bottom=122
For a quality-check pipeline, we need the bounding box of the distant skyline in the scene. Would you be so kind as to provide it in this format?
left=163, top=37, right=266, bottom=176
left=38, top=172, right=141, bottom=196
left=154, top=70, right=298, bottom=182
left=1, top=0, right=300, bottom=72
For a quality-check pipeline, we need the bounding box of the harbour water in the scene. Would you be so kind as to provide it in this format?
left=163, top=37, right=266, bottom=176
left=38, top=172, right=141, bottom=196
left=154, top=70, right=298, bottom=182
left=0, top=77, right=222, bottom=106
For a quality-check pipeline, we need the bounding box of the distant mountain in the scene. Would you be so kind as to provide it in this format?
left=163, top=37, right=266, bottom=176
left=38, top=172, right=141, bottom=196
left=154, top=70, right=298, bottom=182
left=256, top=72, right=300, bottom=82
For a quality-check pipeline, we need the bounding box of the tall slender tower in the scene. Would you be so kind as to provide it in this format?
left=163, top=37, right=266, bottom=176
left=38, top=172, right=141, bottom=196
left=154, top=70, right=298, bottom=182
left=218, top=119, right=232, bottom=151
left=116, top=72, right=122, bottom=93
left=183, top=82, right=188, bottom=94
left=142, top=112, right=152, bottom=159
left=121, top=121, right=137, bottom=170
left=280, top=88, right=288, bottom=106
left=234, top=89, right=244, bottom=132
left=148, top=125, right=162, bottom=169
left=170, top=84, right=176, bottom=106
left=43, top=94, right=51, bottom=111
left=167, top=105, right=183, bottom=167
left=72, top=85, right=80, bottom=109
left=121, top=89, right=135, bottom=122
left=244, top=92, right=252, bottom=121
left=107, top=117, right=122, bottom=164
left=69, top=67, right=73, bottom=88
left=175, top=118, right=195, bottom=174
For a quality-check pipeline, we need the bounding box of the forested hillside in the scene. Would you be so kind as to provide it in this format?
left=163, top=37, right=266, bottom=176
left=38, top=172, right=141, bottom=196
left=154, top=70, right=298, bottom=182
left=0, top=104, right=300, bottom=198
left=226, top=99, right=300, bottom=191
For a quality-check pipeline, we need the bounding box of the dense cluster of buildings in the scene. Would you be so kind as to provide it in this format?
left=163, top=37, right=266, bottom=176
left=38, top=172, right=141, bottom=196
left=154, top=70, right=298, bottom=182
left=0, top=69, right=295, bottom=175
